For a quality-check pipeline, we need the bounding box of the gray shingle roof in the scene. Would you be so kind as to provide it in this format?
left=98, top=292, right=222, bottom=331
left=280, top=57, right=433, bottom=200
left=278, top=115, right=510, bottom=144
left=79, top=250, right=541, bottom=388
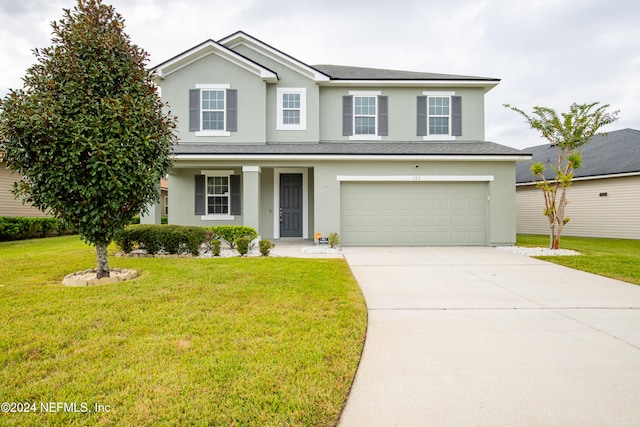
left=312, top=64, right=499, bottom=81
left=173, top=141, right=526, bottom=156
left=516, top=128, right=640, bottom=183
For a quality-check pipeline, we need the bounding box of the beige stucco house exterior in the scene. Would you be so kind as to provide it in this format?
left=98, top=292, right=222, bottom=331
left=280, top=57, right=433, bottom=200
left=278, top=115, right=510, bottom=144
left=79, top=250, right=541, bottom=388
left=516, top=128, right=640, bottom=239
left=149, top=31, right=529, bottom=245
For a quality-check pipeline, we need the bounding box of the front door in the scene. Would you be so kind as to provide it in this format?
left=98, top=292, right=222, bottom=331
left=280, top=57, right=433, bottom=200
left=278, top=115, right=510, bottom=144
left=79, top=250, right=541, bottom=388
left=280, top=174, right=303, bottom=237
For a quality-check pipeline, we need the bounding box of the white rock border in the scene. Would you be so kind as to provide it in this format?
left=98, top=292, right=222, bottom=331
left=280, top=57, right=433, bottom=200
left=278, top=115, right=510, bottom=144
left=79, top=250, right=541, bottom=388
left=63, top=268, right=138, bottom=287
left=495, top=246, right=580, bottom=257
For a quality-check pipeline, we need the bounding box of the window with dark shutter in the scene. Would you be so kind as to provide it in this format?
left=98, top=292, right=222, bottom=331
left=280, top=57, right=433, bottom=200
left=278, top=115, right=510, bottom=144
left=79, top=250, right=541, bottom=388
left=230, top=175, right=241, bottom=215
left=451, top=96, right=462, bottom=136
left=378, top=95, right=388, bottom=136
left=342, top=95, right=353, bottom=136
left=226, top=89, right=237, bottom=132
left=416, top=96, right=427, bottom=136
left=194, top=175, right=205, bottom=215
left=189, top=89, right=200, bottom=132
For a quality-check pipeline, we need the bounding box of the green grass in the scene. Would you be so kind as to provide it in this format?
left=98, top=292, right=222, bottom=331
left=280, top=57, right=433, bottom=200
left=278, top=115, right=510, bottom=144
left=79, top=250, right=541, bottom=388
left=0, top=236, right=367, bottom=426
left=517, top=234, right=640, bottom=285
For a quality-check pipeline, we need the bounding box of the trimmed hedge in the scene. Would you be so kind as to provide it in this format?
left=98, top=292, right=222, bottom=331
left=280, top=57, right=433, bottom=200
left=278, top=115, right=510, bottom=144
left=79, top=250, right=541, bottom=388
left=208, top=225, right=258, bottom=248
left=115, top=224, right=207, bottom=256
left=0, top=216, right=69, bottom=241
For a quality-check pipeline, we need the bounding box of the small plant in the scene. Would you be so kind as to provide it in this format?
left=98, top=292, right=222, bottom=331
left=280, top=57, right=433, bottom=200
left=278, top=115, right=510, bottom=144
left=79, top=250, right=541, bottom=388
left=329, top=232, right=340, bottom=248
left=236, top=237, right=251, bottom=256
left=259, top=240, right=274, bottom=256
left=211, top=239, right=221, bottom=256
left=209, top=225, right=258, bottom=249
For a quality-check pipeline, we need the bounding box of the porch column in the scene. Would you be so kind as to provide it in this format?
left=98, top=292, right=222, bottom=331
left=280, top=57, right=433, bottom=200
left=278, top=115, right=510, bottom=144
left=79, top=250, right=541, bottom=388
left=242, top=166, right=261, bottom=234
left=140, top=200, right=162, bottom=224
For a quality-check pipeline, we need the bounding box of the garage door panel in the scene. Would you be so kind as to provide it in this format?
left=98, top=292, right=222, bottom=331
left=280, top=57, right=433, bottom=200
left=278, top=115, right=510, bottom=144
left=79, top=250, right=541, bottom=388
left=341, top=182, right=487, bottom=246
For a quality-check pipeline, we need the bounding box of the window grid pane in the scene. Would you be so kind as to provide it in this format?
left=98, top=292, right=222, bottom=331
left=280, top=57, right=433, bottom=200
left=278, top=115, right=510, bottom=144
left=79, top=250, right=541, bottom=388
left=429, top=117, right=449, bottom=135
left=207, top=196, right=229, bottom=214
left=203, top=112, right=224, bottom=130
left=428, top=97, right=449, bottom=116
left=355, top=117, right=376, bottom=135
left=283, top=93, right=300, bottom=109
left=283, top=110, right=300, bottom=124
left=354, top=96, right=376, bottom=115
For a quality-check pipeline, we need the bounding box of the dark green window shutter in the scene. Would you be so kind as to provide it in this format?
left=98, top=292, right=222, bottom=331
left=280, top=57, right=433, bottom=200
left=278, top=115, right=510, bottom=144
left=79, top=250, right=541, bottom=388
left=189, top=89, right=200, bottom=132
left=342, top=95, right=353, bottom=136
left=226, top=89, right=237, bottom=132
left=378, top=95, right=388, bottom=136
left=195, top=175, right=205, bottom=215
left=230, top=175, right=241, bottom=216
left=416, top=96, right=427, bottom=136
left=451, top=96, right=462, bottom=136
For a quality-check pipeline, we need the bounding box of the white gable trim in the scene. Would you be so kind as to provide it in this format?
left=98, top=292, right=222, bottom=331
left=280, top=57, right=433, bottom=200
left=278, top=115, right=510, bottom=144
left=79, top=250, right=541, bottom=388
left=219, top=32, right=330, bottom=82
left=153, top=40, right=278, bottom=83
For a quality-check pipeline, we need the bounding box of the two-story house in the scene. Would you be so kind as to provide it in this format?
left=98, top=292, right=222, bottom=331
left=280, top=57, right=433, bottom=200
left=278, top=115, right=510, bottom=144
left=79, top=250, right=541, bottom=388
left=150, top=31, right=529, bottom=246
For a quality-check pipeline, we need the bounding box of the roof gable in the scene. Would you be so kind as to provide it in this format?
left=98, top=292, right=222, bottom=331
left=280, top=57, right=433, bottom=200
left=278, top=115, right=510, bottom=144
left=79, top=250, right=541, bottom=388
left=218, top=31, right=330, bottom=82
left=516, top=128, right=640, bottom=183
left=152, top=39, right=278, bottom=83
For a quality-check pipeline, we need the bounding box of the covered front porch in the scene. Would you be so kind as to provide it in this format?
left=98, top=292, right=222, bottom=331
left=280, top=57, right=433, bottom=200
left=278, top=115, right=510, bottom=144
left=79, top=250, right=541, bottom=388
left=144, top=163, right=316, bottom=241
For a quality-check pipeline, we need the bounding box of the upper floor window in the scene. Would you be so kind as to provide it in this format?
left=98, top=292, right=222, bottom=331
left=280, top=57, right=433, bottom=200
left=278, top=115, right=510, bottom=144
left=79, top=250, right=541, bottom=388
left=354, top=96, right=377, bottom=135
left=343, top=91, right=388, bottom=140
left=189, top=84, right=237, bottom=136
left=202, top=90, right=225, bottom=131
left=277, top=88, right=307, bottom=130
left=428, top=96, right=450, bottom=135
left=417, top=92, right=462, bottom=140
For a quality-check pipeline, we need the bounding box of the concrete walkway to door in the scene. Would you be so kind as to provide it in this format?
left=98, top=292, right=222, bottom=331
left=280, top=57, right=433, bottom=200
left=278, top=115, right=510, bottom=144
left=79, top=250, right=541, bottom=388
left=338, top=247, right=640, bottom=426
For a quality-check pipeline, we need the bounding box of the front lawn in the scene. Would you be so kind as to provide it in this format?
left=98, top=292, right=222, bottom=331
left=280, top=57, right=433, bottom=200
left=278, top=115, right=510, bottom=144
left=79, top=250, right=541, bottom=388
left=517, top=234, right=640, bottom=286
left=0, top=236, right=367, bottom=426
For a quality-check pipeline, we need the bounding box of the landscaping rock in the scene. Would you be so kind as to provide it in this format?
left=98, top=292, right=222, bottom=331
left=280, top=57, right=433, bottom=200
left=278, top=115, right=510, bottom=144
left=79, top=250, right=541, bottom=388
left=63, top=268, right=138, bottom=287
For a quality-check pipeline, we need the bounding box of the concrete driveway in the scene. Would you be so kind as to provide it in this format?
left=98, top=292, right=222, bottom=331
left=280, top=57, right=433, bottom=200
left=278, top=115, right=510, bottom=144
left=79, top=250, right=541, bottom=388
left=338, top=247, right=640, bottom=426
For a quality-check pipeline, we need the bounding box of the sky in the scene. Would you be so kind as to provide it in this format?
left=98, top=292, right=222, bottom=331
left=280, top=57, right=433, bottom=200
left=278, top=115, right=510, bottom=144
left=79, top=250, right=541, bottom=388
left=1, top=0, right=638, bottom=149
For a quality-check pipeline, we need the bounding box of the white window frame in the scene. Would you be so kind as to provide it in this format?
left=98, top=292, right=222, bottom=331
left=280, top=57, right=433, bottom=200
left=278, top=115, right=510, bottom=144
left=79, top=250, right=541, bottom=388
left=277, top=88, right=307, bottom=130
left=423, top=91, right=456, bottom=141
left=349, top=90, right=382, bottom=141
left=200, top=169, right=235, bottom=220
left=164, top=196, right=168, bottom=216
left=196, top=84, right=231, bottom=137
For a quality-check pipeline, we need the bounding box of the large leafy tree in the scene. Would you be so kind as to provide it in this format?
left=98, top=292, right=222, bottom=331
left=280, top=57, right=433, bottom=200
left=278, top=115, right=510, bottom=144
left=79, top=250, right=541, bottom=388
left=0, top=0, right=176, bottom=278
left=505, top=102, right=618, bottom=249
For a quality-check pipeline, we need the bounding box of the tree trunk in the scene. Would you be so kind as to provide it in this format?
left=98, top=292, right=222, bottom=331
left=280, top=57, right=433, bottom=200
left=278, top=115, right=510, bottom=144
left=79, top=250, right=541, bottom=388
left=96, top=241, right=110, bottom=279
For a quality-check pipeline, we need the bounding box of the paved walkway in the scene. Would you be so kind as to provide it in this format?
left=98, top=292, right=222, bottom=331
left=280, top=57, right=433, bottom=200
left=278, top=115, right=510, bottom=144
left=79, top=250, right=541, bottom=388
left=338, top=247, right=640, bottom=426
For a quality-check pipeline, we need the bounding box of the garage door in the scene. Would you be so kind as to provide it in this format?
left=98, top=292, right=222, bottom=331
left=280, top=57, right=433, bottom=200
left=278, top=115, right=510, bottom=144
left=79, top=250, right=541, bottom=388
left=340, top=182, right=487, bottom=245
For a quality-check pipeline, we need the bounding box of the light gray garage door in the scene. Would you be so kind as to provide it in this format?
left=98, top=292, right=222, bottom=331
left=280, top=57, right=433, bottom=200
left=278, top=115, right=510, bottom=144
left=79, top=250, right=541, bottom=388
left=341, top=182, right=487, bottom=245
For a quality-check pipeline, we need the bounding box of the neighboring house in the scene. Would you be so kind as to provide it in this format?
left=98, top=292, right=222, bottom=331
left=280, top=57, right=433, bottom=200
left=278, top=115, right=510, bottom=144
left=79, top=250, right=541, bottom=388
left=516, top=128, right=640, bottom=239
left=0, top=161, right=48, bottom=218
left=151, top=31, right=529, bottom=245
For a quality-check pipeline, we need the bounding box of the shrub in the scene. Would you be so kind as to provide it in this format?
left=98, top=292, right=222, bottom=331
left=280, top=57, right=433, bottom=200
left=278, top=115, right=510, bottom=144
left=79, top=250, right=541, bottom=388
left=115, top=224, right=206, bottom=256
left=211, top=239, right=221, bottom=256
left=0, top=216, right=70, bottom=241
left=236, top=237, right=251, bottom=256
left=259, top=240, right=274, bottom=256
left=209, top=226, right=258, bottom=248
left=329, top=232, right=340, bottom=248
